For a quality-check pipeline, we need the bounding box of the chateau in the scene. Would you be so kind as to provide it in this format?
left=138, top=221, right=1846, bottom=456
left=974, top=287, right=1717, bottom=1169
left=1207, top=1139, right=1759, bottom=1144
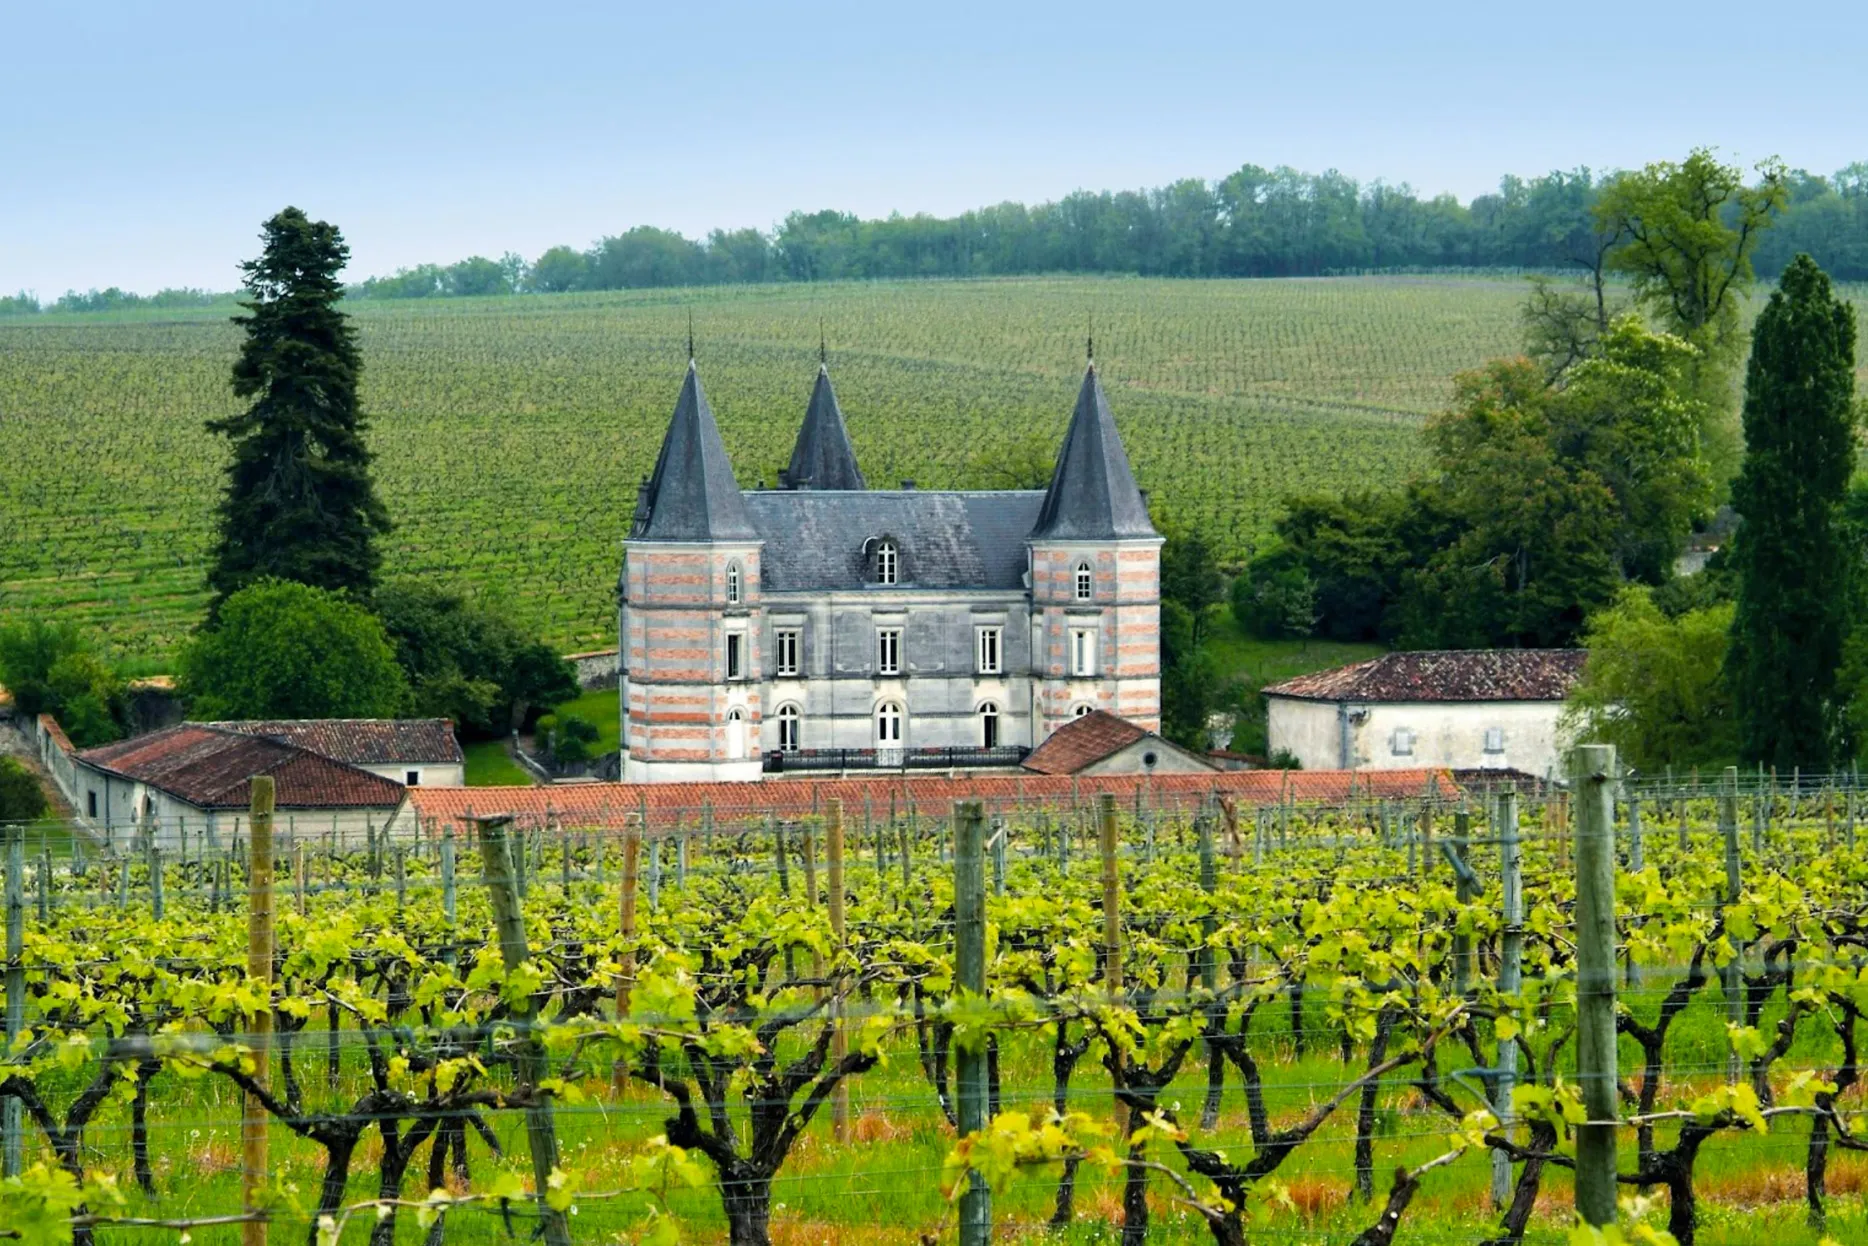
left=619, top=356, right=1162, bottom=782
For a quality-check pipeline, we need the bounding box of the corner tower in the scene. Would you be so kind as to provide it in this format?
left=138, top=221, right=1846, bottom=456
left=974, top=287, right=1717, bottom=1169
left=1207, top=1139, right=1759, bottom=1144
left=1027, top=364, right=1162, bottom=736
left=620, top=363, right=765, bottom=781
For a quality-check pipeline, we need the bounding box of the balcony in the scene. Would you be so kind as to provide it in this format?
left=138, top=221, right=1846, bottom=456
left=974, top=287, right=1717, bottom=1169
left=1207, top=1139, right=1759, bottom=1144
left=763, top=745, right=1030, bottom=774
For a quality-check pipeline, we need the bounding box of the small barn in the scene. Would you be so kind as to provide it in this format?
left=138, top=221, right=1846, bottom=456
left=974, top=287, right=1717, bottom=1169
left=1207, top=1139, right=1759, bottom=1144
left=69, top=724, right=407, bottom=848
left=1263, top=650, right=1586, bottom=776
left=204, top=719, right=464, bottom=787
left=1020, top=709, right=1215, bottom=777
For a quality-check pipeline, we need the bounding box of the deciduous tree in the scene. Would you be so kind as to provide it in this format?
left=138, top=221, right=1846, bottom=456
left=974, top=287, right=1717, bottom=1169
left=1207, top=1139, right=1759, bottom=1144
left=179, top=580, right=407, bottom=720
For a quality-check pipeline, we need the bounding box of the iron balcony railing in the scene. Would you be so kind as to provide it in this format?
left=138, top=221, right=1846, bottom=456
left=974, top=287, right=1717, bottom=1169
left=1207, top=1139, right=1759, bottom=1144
left=764, top=745, right=1030, bottom=774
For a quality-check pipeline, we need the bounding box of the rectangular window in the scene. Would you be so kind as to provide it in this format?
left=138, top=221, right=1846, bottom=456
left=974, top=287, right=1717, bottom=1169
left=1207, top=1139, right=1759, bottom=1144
left=87, top=791, right=98, bottom=818
left=877, top=627, right=901, bottom=675
left=405, top=770, right=421, bottom=786
left=726, top=632, right=744, bottom=681
left=774, top=628, right=800, bottom=677
left=1391, top=728, right=1414, bottom=757
left=976, top=627, right=1001, bottom=675
left=1484, top=727, right=1506, bottom=754
left=1070, top=628, right=1096, bottom=677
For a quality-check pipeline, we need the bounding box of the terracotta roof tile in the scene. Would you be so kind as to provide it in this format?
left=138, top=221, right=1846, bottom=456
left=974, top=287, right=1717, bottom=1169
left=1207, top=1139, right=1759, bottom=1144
left=1021, top=710, right=1150, bottom=775
left=77, top=725, right=404, bottom=810
left=205, top=719, right=462, bottom=765
left=402, top=768, right=1455, bottom=833
left=1263, top=650, right=1586, bottom=704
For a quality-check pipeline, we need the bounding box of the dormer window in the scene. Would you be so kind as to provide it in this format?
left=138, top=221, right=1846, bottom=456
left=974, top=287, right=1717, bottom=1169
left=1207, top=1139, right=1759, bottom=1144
left=1075, top=561, right=1093, bottom=601
left=876, top=539, right=898, bottom=585
left=725, top=562, right=742, bottom=604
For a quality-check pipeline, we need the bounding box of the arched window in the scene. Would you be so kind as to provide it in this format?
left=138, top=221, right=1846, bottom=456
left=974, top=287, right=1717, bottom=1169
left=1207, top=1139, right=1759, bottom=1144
left=979, top=701, right=1000, bottom=749
left=1072, top=703, right=1094, bottom=719
left=876, top=539, right=898, bottom=586
left=1075, top=561, right=1093, bottom=601
left=725, top=562, right=742, bottom=604
left=875, top=701, right=904, bottom=745
left=726, top=707, right=747, bottom=759
left=776, top=703, right=801, bottom=753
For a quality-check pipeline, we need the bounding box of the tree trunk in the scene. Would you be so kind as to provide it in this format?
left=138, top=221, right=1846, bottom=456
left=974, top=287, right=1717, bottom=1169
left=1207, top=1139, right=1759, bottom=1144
left=1349, top=1166, right=1423, bottom=1246
left=1806, top=1112, right=1830, bottom=1230
left=308, top=1133, right=361, bottom=1246
left=1121, top=1132, right=1151, bottom=1246
left=1354, top=1008, right=1397, bottom=1201
left=720, top=1165, right=775, bottom=1246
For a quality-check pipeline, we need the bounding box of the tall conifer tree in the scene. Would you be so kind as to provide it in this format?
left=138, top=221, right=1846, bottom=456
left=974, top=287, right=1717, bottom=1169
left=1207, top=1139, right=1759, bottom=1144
left=1729, top=254, right=1858, bottom=767
left=206, top=208, right=388, bottom=612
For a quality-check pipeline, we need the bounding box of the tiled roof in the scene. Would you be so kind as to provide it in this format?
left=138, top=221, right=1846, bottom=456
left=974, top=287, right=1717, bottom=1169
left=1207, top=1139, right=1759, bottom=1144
left=77, top=725, right=404, bottom=810
left=1029, top=366, right=1157, bottom=541
left=742, top=490, right=1044, bottom=591
left=400, top=768, right=1455, bottom=833
left=1021, top=710, right=1149, bottom=775
left=631, top=364, right=759, bottom=542
left=1263, top=650, right=1587, bottom=704
left=206, top=719, right=463, bottom=765
left=785, top=366, right=866, bottom=490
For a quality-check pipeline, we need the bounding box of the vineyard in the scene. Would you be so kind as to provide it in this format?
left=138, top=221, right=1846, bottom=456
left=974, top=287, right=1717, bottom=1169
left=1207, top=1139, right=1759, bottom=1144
left=0, top=275, right=1542, bottom=662
left=5, top=762, right=1868, bottom=1244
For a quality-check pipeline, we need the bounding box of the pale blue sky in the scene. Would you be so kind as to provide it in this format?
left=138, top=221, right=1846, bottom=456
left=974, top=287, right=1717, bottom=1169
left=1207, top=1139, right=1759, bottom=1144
left=5, top=0, right=1864, bottom=295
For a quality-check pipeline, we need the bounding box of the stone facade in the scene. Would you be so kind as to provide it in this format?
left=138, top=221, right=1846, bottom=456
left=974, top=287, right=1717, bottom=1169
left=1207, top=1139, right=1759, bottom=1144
left=620, top=360, right=1161, bottom=782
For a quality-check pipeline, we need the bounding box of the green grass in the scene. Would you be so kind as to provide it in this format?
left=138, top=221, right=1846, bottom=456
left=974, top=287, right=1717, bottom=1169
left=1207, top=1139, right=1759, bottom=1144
left=551, top=687, right=620, bottom=755
left=1200, top=611, right=1385, bottom=754
left=463, top=738, right=531, bottom=786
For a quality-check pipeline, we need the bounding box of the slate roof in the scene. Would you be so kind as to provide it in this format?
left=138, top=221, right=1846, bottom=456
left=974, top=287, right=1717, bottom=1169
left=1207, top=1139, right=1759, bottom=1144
left=399, top=767, right=1458, bottom=831
left=743, top=490, right=1044, bottom=592
left=205, top=719, right=463, bottom=765
left=631, top=364, right=760, bottom=542
left=77, top=725, right=405, bottom=810
left=1263, top=650, right=1588, bottom=703
left=784, top=366, right=866, bottom=491
left=1022, top=710, right=1150, bottom=774
left=1029, top=366, right=1157, bottom=541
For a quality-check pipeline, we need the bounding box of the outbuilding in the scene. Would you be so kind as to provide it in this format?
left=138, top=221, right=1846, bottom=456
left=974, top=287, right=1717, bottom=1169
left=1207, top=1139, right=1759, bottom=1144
left=1020, top=709, right=1215, bottom=777
left=1263, top=650, right=1586, bottom=776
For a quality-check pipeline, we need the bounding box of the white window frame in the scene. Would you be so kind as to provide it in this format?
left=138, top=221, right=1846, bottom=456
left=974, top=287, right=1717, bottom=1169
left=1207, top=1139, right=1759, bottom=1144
left=1483, top=727, right=1506, bottom=754
left=1391, top=727, right=1414, bottom=757
left=726, top=707, right=747, bottom=758
left=877, top=627, right=902, bottom=676
left=876, top=540, right=898, bottom=585
left=725, top=631, right=745, bottom=681
left=979, top=701, right=1000, bottom=748
left=1075, top=561, right=1093, bottom=602
left=1072, top=703, right=1094, bottom=719
left=774, top=628, right=800, bottom=677
left=1069, top=627, right=1097, bottom=677
left=776, top=703, right=801, bottom=752
left=876, top=701, right=904, bottom=744
left=975, top=626, right=1002, bottom=675
left=725, top=561, right=742, bottom=605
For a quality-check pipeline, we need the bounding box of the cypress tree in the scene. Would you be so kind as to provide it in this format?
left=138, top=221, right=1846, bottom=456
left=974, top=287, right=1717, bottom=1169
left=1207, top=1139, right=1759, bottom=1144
left=1729, top=254, right=1858, bottom=767
left=206, top=207, right=389, bottom=612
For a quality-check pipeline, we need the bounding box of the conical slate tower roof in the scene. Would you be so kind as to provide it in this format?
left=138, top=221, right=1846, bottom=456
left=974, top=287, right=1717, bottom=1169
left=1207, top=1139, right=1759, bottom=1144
left=631, top=363, right=759, bottom=541
left=1029, top=365, right=1156, bottom=540
left=785, top=365, right=866, bottom=490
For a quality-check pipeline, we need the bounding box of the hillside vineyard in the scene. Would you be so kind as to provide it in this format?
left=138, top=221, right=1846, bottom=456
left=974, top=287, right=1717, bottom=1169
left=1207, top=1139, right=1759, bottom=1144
left=5, top=275, right=1863, bottom=661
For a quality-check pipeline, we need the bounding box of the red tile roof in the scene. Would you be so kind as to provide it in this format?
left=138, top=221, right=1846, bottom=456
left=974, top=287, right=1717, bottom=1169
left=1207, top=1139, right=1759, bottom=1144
left=77, top=725, right=405, bottom=810
left=402, top=767, right=1455, bottom=833
left=1022, top=710, right=1150, bottom=775
left=206, top=719, right=462, bottom=765
left=1263, top=650, right=1587, bottom=704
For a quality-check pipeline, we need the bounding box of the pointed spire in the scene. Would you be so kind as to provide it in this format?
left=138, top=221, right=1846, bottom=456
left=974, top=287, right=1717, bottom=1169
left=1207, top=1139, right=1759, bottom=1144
left=785, top=363, right=866, bottom=491
left=1029, top=365, right=1156, bottom=540
left=631, top=365, right=759, bottom=541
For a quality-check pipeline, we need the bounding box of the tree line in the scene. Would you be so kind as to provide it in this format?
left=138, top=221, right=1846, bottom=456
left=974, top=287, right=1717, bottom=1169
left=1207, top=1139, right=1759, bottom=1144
left=7, top=153, right=1868, bottom=315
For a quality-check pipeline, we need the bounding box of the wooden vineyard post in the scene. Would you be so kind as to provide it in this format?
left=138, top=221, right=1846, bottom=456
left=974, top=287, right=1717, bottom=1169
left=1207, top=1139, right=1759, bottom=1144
left=1491, top=786, right=1522, bottom=1211
left=473, top=815, right=573, bottom=1246
left=826, top=800, right=849, bottom=1142
left=613, top=824, right=641, bottom=1095
left=1571, top=744, right=1618, bottom=1230
left=1451, top=810, right=1474, bottom=998
left=953, top=800, right=989, bottom=1246
left=1099, top=794, right=1122, bottom=1000
left=1720, top=767, right=1744, bottom=1085
left=1627, top=788, right=1644, bottom=873
left=243, top=776, right=276, bottom=1246
left=3, top=823, right=23, bottom=1177
left=990, top=816, right=1007, bottom=896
